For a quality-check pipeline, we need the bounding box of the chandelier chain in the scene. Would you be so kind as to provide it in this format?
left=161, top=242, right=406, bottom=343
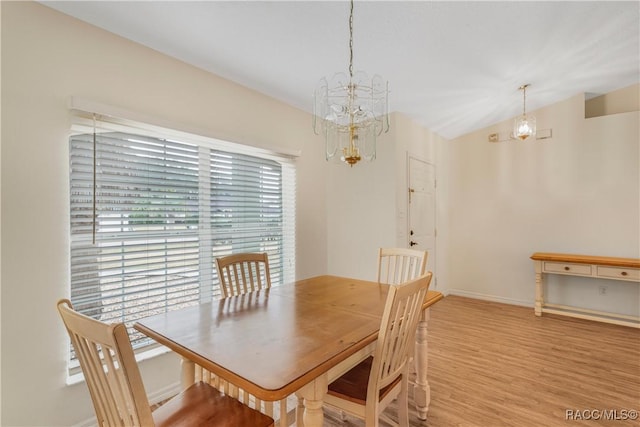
left=519, top=84, right=529, bottom=115
left=349, top=0, right=354, bottom=78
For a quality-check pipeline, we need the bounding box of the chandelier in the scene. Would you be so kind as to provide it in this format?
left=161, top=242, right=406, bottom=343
left=313, top=0, right=389, bottom=166
left=513, top=84, right=536, bottom=140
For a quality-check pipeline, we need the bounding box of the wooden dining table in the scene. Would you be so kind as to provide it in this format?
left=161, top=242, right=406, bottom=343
left=134, top=275, right=443, bottom=427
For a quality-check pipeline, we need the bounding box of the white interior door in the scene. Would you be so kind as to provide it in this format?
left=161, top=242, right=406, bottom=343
left=408, top=156, right=436, bottom=282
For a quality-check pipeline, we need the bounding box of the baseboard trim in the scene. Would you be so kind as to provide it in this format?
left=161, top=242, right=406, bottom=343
left=446, top=289, right=532, bottom=308
left=72, top=382, right=181, bottom=427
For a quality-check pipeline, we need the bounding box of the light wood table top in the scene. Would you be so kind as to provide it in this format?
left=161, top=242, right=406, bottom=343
left=530, top=252, right=640, bottom=268
left=134, top=275, right=443, bottom=402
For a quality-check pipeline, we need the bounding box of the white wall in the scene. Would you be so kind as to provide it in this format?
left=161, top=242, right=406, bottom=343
left=446, top=91, right=640, bottom=313
left=326, top=128, right=396, bottom=280
left=392, top=113, right=449, bottom=291
left=326, top=113, right=448, bottom=284
left=1, top=2, right=327, bottom=426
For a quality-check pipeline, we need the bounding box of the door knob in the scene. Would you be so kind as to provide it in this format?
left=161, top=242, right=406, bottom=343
left=410, top=241, right=418, bottom=247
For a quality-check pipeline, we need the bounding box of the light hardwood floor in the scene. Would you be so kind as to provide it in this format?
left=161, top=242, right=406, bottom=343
left=324, top=295, right=640, bottom=427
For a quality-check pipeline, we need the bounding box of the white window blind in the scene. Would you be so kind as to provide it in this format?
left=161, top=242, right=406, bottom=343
left=69, top=118, right=295, bottom=367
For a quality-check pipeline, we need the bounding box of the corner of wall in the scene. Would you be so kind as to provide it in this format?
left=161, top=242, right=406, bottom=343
left=585, top=83, right=640, bottom=118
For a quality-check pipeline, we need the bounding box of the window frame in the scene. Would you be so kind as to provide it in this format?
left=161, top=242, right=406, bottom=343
left=66, top=112, right=296, bottom=376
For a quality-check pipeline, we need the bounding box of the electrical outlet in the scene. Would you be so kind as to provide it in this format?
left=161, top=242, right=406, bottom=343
left=598, top=286, right=608, bottom=295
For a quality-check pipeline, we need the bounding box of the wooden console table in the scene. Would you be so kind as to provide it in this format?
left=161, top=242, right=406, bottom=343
left=531, top=252, right=640, bottom=328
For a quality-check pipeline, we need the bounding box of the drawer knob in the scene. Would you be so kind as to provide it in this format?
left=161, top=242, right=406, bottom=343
left=621, top=271, right=628, bottom=276
left=564, top=266, right=570, bottom=271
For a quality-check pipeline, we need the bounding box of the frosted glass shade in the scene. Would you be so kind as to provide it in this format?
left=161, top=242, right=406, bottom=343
left=513, top=114, right=536, bottom=140
left=313, top=72, right=389, bottom=166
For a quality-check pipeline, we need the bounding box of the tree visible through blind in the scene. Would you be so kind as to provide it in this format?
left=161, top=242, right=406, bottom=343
left=69, top=127, right=295, bottom=365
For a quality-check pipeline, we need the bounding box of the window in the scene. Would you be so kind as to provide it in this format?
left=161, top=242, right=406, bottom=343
left=69, top=119, right=295, bottom=368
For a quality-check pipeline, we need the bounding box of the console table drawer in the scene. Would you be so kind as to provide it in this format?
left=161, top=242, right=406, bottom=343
left=543, top=262, right=592, bottom=276
left=597, top=266, right=640, bottom=281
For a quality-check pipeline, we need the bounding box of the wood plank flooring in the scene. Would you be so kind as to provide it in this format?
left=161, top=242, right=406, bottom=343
left=324, top=295, right=640, bottom=427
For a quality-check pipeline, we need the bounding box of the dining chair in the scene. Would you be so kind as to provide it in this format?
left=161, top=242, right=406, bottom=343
left=57, top=299, right=274, bottom=427
left=215, top=252, right=272, bottom=298
left=213, top=252, right=294, bottom=425
left=377, top=247, right=428, bottom=285
left=377, top=247, right=429, bottom=386
left=324, top=272, right=433, bottom=427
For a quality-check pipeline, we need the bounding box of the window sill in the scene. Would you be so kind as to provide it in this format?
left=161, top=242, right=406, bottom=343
left=65, top=345, right=172, bottom=386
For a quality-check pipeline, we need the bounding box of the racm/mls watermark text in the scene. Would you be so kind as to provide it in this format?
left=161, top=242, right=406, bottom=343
left=566, top=409, right=638, bottom=421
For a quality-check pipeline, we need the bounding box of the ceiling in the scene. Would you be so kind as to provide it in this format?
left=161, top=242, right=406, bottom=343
left=41, top=1, right=640, bottom=140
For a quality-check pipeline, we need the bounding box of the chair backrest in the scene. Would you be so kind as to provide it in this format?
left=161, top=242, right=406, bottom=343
left=377, top=247, right=428, bottom=285
left=215, top=252, right=272, bottom=297
left=57, top=299, right=154, bottom=427
left=367, top=273, right=432, bottom=405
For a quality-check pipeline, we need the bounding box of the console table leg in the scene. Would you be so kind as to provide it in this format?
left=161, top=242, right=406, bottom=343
left=534, top=261, right=544, bottom=316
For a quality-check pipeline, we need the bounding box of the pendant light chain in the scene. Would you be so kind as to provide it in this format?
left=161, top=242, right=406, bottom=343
left=519, top=84, right=529, bottom=115
left=348, top=0, right=354, bottom=79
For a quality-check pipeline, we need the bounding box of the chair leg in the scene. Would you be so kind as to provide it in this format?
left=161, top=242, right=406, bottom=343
left=398, top=376, right=409, bottom=427
left=367, top=402, right=381, bottom=427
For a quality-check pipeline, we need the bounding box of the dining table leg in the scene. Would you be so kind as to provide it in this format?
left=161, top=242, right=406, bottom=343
left=414, top=308, right=431, bottom=420
left=295, top=396, right=304, bottom=426
left=295, top=375, right=328, bottom=427
left=180, top=357, right=196, bottom=390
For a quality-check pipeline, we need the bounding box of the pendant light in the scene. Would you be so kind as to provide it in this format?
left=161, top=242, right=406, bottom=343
left=513, top=84, right=536, bottom=140
left=312, top=0, right=389, bottom=166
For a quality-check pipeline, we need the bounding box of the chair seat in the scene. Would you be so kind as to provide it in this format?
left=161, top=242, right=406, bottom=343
left=327, top=357, right=402, bottom=405
left=153, top=381, right=274, bottom=427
